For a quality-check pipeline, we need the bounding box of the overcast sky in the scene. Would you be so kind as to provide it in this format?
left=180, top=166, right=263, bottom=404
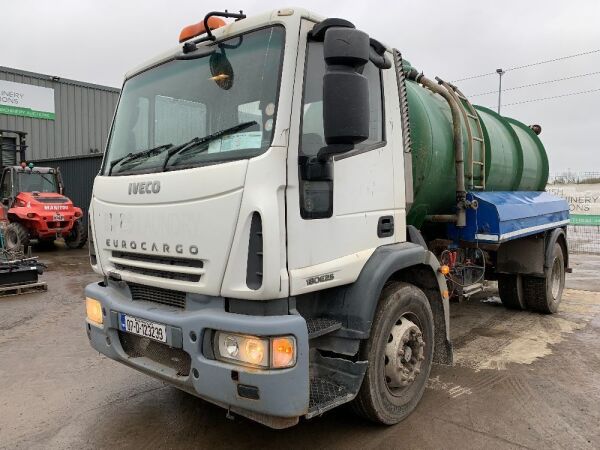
left=2, top=0, right=599, bottom=172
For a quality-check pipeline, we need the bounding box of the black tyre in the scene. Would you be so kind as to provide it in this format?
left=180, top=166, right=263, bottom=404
left=65, top=220, right=88, bottom=249
left=498, top=274, right=526, bottom=310
left=4, top=222, right=30, bottom=251
left=523, top=243, right=565, bottom=314
left=352, top=281, right=434, bottom=425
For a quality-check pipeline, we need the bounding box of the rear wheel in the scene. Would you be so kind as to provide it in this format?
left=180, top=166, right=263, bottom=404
left=352, top=281, right=434, bottom=425
left=498, top=274, right=526, bottom=310
left=65, top=220, right=87, bottom=249
left=524, top=243, right=565, bottom=314
left=4, top=222, right=30, bottom=251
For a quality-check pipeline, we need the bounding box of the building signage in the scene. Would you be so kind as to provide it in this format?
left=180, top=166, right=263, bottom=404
left=0, top=80, right=55, bottom=120
left=547, top=184, right=600, bottom=226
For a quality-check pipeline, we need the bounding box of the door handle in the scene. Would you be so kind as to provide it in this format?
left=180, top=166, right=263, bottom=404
left=377, top=216, right=394, bottom=238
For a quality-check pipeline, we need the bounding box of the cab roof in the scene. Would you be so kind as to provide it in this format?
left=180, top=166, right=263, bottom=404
left=122, top=8, right=389, bottom=82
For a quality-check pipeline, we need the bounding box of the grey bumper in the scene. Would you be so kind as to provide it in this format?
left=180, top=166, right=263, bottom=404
left=85, top=281, right=309, bottom=419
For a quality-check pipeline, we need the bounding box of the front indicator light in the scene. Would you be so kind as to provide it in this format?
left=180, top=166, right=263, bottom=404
left=215, top=332, right=296, bottom=369
left=86, top=297, right=103, bottom=325
left=272, top=336, right=296, bottom=368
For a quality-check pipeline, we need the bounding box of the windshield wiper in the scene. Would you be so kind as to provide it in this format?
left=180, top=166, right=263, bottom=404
left=109, top=143, right=174, bottom=175
left=161, top=121, right=257, bottom=171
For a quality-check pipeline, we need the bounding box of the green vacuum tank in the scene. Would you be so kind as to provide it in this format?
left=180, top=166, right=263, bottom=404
left=404, top=72, right=549, bottom=227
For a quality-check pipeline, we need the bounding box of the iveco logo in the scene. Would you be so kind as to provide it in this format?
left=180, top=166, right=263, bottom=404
left=128, top=181, right=160, bottom=195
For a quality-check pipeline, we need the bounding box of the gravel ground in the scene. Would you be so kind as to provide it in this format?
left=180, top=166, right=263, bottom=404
left=0, top=247, right=598, bottom=449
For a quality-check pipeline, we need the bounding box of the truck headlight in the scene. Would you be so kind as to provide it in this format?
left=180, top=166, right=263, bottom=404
left=215, top=332, right=296, bottom=369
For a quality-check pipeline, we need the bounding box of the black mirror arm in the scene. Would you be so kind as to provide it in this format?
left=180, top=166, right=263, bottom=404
left=317, top=144, right=354, bottom=162
left=369, top=47, right=391, bottom=69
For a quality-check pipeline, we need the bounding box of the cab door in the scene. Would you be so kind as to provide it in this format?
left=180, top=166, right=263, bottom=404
left=285, top=20, right=406, bottom=296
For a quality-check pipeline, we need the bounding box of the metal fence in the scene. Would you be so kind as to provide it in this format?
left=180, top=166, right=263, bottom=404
left=566, top=225, right=600, bottom=254
left=548, top=174, right=600, bottom=254
left=549, top=172, right=600, bottom=185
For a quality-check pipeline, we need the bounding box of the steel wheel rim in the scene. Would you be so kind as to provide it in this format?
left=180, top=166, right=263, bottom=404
left=384, top=315, right=425, bottom=395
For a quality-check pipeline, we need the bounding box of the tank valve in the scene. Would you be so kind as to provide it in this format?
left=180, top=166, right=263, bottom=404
left=529, top=124, right=542, bottom=135
left=467, top=199, right=479, bottom=210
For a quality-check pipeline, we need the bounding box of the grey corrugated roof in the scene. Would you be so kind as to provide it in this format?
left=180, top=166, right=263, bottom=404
left=0, top=66, right=120, bottom=93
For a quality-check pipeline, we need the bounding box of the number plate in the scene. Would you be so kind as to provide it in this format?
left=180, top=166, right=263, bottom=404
left=53, top=213, right=64, bottom=221
left=118, top=313, right=167, bottom=343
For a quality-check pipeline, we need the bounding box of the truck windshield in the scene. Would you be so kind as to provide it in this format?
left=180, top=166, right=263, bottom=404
left=104, top=26, right=285, bottom=175
left=17, top=172, right=58, bottom=193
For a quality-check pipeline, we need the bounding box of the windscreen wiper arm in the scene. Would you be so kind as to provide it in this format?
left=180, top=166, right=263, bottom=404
left=37, top=173, right=56, bottom=187
left=109, top=143, right=174, bottom=175
left=161, top=121, right=257, bottom=171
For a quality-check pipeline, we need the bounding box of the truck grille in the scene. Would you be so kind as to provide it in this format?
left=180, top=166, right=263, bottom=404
left=113, top=264, right=201, bottom=282
left=118, top=331, right=191, bottom=376
left=111, top=251, right=204, bottom=283
left=128, top=283, right=186, bottom=309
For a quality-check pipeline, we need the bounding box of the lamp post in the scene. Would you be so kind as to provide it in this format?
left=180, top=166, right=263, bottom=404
left=496, top=68, right=505, bottom=114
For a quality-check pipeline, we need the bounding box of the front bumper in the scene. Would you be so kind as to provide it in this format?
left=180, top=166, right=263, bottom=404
left=84, top=281, right=309, bottom=422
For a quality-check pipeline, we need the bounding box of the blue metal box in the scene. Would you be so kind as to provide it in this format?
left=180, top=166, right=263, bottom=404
left=449, top=191, right=569, bottom=244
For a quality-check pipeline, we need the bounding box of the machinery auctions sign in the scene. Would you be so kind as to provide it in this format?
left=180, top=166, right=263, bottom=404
left=0, top=80, right=55, bottom=120
left=547, top=183, right=600, bottom=225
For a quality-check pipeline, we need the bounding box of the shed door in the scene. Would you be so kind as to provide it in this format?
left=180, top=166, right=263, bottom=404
left=1, top=137, right=17, bottom=166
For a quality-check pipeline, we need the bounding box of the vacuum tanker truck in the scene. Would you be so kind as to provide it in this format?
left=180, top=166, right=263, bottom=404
left=84, top=9, right=569, bottom=428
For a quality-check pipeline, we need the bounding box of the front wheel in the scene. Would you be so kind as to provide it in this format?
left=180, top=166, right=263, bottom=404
left=65, top=220, right=88, bottom=249
left=4, top=222, right=30, bottom=251
left=352, top=281, right=434, bottom=425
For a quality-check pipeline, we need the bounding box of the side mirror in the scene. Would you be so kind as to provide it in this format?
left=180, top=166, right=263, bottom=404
left=318, top=27, right=370, bottom=161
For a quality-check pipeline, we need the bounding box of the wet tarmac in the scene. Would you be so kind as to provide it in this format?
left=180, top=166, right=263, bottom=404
left=0, top=246, right=599, bottom=449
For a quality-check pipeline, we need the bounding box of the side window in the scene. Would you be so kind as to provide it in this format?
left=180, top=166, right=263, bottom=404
left=300, top=41, right=384, bottom=158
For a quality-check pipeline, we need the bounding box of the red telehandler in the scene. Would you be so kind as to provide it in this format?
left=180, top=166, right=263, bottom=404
left=0, top=130, right=87, bottom=250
